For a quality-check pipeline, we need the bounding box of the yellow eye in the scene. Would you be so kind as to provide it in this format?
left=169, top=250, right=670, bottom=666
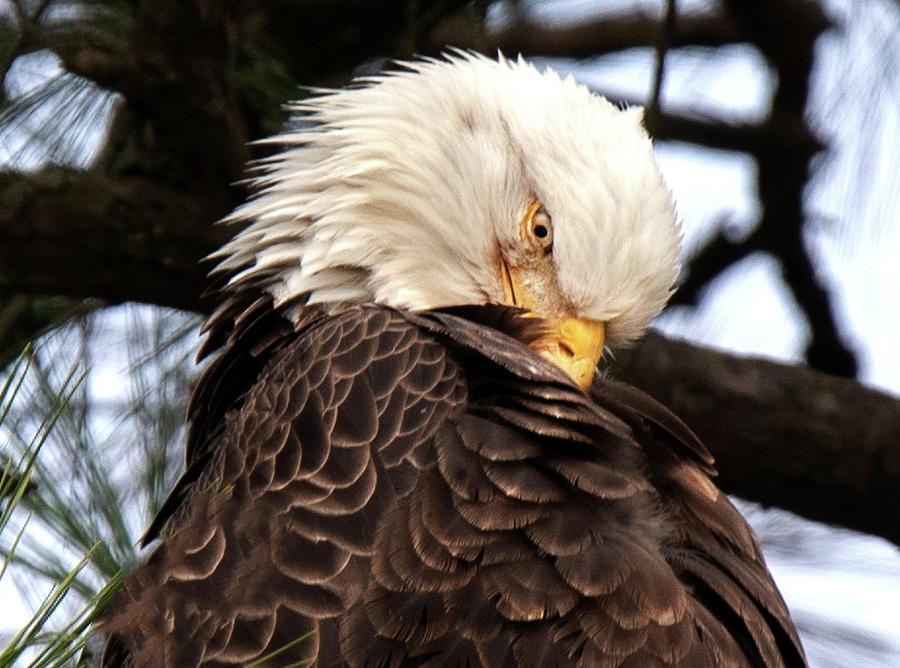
left=519, top=200, right=554, bottom=254
left=530, top=207, right=553, bottom=252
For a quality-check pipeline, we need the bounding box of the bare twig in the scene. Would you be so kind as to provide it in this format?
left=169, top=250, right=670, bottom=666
left=646, top=0, right=677, bottom=134
left=10, top=0, right=29, bottom=25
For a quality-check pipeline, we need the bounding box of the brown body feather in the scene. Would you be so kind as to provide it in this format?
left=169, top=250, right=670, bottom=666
left=99, top=303, right=806, bottom=667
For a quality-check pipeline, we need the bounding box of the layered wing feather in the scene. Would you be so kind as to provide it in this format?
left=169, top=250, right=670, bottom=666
left=101, top=305, right=805, bottom=667
left=100, top=306, right=466, bottom=666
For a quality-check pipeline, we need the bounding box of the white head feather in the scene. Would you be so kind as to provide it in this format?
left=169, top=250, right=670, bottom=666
left=212, top=52, right=680, bottom=347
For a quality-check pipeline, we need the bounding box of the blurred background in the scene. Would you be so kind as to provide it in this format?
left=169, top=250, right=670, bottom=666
left=0, top=0, right=898, bottom=665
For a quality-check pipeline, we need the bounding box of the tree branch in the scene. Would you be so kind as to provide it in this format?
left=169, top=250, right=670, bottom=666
left=0, top=169, right=233, bottom=311
left=426, top=8, right=741, bottom=57
left=720, top=0, right=855, bottom=377
left=669, top=227, right=758, bottom=307
left=611, top=331, right=900, bottom=546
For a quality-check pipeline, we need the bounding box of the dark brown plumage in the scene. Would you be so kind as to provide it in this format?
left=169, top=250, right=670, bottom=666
left=100, top=301, right=806, bottom=667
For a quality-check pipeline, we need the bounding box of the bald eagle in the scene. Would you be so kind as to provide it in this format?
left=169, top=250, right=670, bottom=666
left=100, top=53, right=806, bottom=667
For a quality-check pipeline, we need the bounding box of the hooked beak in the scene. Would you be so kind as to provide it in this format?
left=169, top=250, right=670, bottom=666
left=499, top=258, right=605, bottom=389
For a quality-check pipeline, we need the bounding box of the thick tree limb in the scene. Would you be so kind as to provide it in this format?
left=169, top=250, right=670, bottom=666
left=0, top=169, right=233, bottom=311
left=612, top=331, right=900, bottom=546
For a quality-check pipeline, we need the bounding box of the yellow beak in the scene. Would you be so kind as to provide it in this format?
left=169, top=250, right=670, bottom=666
left=531, top=316, right=605, bottom=389
left=500, top=258, right=605, bottom=389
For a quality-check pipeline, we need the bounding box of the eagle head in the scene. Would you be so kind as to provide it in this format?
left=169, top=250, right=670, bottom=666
left=212, top=52, right=681, bottom=389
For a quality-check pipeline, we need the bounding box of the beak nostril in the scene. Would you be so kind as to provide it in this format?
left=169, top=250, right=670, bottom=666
left=530, top=318, right=604, bottom=389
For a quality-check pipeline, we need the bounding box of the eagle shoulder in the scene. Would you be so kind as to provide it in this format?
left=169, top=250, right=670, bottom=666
left=100, top=304, right=467, bottom=667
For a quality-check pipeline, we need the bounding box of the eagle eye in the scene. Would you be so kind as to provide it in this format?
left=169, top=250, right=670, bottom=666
left=518, top=201, right=554, bottom=255
left=529, top=207, right=553, bottom=253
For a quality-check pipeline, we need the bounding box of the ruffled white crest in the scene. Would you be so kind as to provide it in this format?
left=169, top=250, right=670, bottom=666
left=213, top=51, right=680, bottom=346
